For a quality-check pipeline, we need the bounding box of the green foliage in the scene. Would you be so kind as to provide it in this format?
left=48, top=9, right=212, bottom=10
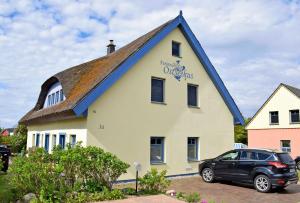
left=66, top=188, right=124, bottom=203
left=0, top=156, right=3, bottom=171
left=175, top=192, right=201, bottom=203
left=176, top=191, right=186, bottom=201
left=9, top=148, right=68, bottom=201
left=52, top=144, right=130, bottom=190
left=234, top=118, right=251, bottom=144
left=1, top=124, right=28, bottom=153
left=121, top=187, right=136, bottom=195
left=9, top=144, right=130, bottom=202
left=0, top=173, right=17, bottom=202
left=185, top=192, right=201, bottom=203
left=139, top=168, right=171, bottom=194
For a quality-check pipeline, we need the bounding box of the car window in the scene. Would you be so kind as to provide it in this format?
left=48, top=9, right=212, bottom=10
left=266, top=154, right=277, bottom=161
left=240, top=151, right=251, bottom=160
left=220, top=151, right=239, bottom=161
left=277, top=153, right=293, bottom=163
left=240, top=151, right=273, bottom=161
left=257, top=152, right=271, bottom=160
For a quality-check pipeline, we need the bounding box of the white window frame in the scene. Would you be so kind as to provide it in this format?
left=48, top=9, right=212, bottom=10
left=281, top=140, right=291, bottom=152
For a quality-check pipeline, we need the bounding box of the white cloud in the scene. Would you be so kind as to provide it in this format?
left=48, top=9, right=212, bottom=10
left=0, top=0, right=300, bottom=127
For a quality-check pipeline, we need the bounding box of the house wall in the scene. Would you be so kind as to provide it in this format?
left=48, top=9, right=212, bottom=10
left=27, top=117, right=87, bottom=153
left=248, top=129, right=300, bottom=159
left=246, top=86, right=300, bottom=130
left=1, top=130, right=9, bottom=136
left=86, top=28, right=234, bottom=180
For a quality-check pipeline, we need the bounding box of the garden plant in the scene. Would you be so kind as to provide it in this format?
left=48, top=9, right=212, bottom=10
left=8, top=144, right=130, bottom=202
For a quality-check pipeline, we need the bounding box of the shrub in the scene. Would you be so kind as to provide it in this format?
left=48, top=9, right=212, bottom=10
left=66, top=188, right=125, bottom=203
left=121, top=187, right=136, bottom=195
left=9, top=148, right=68, bottom=201
left=139, top=168, right=170, bottom=194
left=9, top=144, right=130, bottom=201
left=1, top=124, right=27, bottom=153
left=176, top=191, right=186, bottom=201
left=52, top=144, right=130, bottom=191
left=0, top=156, right=3, bottom=171
left=185, top=192, right=201, bottom=203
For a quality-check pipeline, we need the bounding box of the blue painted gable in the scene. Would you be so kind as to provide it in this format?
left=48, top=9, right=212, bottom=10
left=73, top=13, right=244, bottom=125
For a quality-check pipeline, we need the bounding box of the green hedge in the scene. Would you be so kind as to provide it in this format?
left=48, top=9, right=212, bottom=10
left=9, top=144, right=130, bottom=202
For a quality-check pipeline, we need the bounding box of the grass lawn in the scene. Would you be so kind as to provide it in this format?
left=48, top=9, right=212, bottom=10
left=0, top=172, right=16, bottom=202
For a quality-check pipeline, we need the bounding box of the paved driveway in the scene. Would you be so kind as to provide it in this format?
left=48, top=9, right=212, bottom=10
left=170, top=176, right=300, bottom=203
left=100, top=195, right=183, bottom=203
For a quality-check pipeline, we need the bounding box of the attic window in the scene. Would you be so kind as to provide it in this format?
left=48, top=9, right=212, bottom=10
left=172, top=41, right=181, bottom=57
left=44, top=82, right=65, bottom=108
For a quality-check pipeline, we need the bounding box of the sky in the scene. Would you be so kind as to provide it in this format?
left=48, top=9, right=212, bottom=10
left=0, top=0, right=300, bottom=127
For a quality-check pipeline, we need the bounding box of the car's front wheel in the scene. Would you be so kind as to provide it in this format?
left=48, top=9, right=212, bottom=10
left=201, top=168, right=214, bottom=183
left=254, top=174, right=271, bottom=193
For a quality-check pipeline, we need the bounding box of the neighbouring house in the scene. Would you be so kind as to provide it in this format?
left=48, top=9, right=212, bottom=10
left=1, top=128, right=15, bottom=136
left=246, top=83, right=300, bottom=159
left=20, top=12, right=244, bottom=180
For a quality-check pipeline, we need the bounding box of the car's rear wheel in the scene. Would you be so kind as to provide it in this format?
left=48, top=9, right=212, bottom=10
left=296, top=161, right=300, bottom=170
left=254, top=175, right=271, bottom=193
left=201, top=168, right=214, bottom=183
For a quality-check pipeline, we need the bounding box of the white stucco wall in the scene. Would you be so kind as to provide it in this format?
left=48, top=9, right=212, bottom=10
left=247, top=85, right=300, bottom=130
left=27, top=118, right=87, bottom=153
left=86, top=28, right=234, bottom=179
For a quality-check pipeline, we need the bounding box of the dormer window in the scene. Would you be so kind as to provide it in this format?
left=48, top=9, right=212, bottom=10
left=43, top=82, right=65, bottom=108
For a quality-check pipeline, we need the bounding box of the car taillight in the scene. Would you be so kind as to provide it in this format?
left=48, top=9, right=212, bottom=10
left=268, top=161, right=288, bottom=168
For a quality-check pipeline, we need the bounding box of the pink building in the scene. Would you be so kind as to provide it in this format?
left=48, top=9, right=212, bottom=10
left=246, top=83, right=300, bottom=159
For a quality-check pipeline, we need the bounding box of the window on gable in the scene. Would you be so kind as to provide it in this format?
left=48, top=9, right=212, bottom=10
left=188, top=84, right=198, bottom=107
left=150, top=137, right=164, bottom=164
left=290, top=110, right=300, bottom=123
left=151, top=78, right=165, bottom=103
left=172, top=41, right=181, bottom=57
left=269, top=111, right=279, bottom=124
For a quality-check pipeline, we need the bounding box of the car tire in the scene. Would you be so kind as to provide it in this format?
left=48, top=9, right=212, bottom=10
left=254, top=174, right=272, bottom=193
left=201, top=168, right=215, bottom=183
left=296, top=161, right=300, bottom=170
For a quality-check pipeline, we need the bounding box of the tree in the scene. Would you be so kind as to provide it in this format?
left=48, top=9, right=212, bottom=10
left=5, top=124, right=28, bottom=153
left=234, top=118, right=251, bottom=144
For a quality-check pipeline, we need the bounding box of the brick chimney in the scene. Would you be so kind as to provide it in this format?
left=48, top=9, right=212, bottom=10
left=107, top=40, right=116, bottom=54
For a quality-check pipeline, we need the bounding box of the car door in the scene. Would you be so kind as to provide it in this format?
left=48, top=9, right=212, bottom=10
left=213, top=150, right=239, bottom=180
left=235, top=150, right=257, bottom=183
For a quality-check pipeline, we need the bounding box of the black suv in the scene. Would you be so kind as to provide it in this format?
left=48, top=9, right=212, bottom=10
left=0, top=146, right=11, bottom=172
left=198, top=149, right=298, bottom=192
